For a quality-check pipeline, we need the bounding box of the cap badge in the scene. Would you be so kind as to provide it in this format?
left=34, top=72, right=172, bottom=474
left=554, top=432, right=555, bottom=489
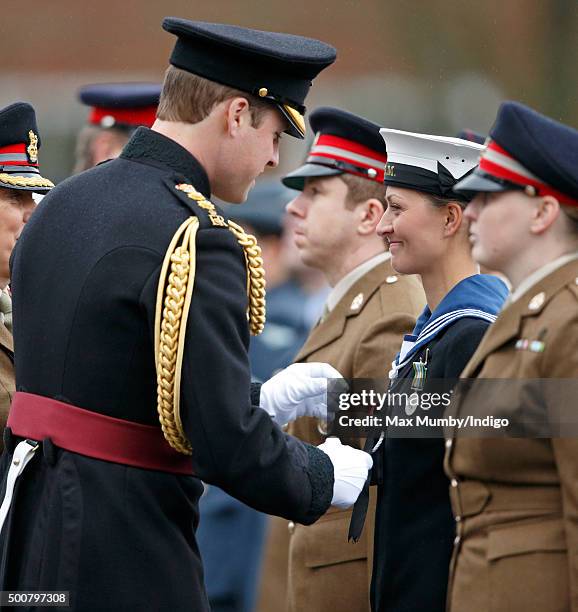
left=350, top=293, right=364, bottom=311
left=100, top=115, right=116, bottom=128
left=524, top=185, right=537, bottom=197
left=386, top=275, right=398, bottom=284
left=27, top=131, right=38, bottom=163
left=528, top=291, right=545, bottom=311
left=258, top=87, right=268, bottom=97
left=384, top=164, right=396, bottom=177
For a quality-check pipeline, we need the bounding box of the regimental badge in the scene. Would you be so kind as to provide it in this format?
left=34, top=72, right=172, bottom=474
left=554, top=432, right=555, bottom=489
left=384, top=163, right=396, bottom=177
left=27, top=131, right=38, bottom=163
left=411, top=348, right=430, bottom=391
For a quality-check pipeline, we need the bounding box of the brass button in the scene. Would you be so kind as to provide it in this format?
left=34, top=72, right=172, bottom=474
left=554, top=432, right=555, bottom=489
left=258, top=87, right=268, bottom=97
left=455, top=515, right=462, bottom=523
left=386, top=275, right=398, bottom=284
left=288, top=521, right=295, bottom=535
left=451, top=478, right=458, bottom=488
left=12, top=458, right=20, bottom=466
left=528, top=292, right=545, bottom=311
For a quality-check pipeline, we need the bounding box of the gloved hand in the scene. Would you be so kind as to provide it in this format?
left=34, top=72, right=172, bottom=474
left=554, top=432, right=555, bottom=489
left=259, top=362, right=345, bottom=426
left=317, top=437, right=373, bottom=509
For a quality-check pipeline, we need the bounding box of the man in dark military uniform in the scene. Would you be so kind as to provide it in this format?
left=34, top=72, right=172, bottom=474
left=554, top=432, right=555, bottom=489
left=0, top=18, right=372, bottom=611
left=73, top=82, right=162, bottom=173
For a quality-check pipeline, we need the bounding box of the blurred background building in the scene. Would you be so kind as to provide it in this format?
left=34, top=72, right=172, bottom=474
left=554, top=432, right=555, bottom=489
left=2, top=0, right=577, bottom=186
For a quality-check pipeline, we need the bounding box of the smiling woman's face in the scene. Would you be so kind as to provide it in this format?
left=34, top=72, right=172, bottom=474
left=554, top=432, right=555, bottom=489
left=376, top=186, right=451, bottom=275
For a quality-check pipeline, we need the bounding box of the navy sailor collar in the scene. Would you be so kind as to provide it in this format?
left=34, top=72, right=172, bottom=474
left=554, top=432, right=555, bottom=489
left=391, top=274, right=509, bottom=376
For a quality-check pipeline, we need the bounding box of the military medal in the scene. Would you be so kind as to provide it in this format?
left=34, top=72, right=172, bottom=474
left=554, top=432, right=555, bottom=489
left=411, top=348, right=429, bottom=391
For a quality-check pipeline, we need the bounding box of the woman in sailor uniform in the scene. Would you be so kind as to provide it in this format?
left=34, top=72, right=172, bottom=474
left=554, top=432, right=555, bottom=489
left=351, top=129, right=508, bottom=612
left=444, top=103, right=578, bottom=612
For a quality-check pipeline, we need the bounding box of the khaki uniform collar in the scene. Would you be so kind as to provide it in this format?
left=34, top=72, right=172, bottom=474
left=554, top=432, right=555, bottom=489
left=462, top=258, right=578, bottom=378
left=295, top=258, right=397, bottom=361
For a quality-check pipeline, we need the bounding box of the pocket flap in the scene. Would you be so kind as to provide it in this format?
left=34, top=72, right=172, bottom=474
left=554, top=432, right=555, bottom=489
left=488, top=518, right=566, bottom=561
left=305, top=510, right=368, bottom=568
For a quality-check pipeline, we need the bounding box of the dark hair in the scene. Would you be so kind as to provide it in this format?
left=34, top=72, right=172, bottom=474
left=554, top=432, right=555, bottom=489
left=425, top=193, right=467, bottom=210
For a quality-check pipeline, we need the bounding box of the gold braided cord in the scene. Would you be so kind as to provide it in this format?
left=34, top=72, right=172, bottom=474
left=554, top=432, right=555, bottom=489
left=154, top=217, right=199, bottom=455
left=154, top=184, right=268, bottom=453
left=0, top=173, right=54, bottom=188
left=227, top=220, right=266, bottom=336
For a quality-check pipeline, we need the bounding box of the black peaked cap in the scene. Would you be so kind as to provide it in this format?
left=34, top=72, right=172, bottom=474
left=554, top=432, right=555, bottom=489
left=162, top=18, right=337, bottom=139
left=0, top=102, right=53, bottom=192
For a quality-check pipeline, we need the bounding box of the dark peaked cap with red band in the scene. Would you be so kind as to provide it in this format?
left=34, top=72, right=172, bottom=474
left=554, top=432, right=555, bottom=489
left=0, top=102, right=54, bottom=193
left=454, top=101, right=578, bottom=207
left=162, top=18, right=336, bottom=139
left=282, top=107, right=387, bottom=190
left=79, top=83, right=161, bottom=129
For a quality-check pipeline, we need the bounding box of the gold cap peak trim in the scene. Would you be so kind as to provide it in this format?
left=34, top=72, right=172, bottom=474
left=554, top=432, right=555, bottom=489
left=283, top=104, right=306, bottom=137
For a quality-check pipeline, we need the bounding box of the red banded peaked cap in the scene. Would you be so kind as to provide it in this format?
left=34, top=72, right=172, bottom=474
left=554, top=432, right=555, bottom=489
left=282, top=106, right=386, bottom=191
left=0, top=101, right=54, bottom=192
left=79, top=83, right=161, bottom=129
left=454, top=101, right=578, bottom=207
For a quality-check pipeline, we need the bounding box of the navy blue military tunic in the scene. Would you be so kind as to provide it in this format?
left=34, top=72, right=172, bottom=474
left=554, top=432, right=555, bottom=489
left=0, top=128, right=333, bottom=611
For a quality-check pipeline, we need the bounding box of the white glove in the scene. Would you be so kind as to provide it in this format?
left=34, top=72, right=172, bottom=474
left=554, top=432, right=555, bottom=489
left=317, top=437, right=373, bottom=509
left=259, top=362, right=345, bottom=426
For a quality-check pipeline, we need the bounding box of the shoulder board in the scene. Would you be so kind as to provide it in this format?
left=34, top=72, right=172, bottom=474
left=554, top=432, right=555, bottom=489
left=163, top=178, right=227, bottom=231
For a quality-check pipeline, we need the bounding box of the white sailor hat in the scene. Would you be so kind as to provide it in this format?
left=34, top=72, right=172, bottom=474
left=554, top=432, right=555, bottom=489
left=379, top=129, right=484, bottom=202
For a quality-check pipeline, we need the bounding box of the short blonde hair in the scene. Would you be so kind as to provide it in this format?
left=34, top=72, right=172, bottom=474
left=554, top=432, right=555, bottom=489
left=157, top=66, right=271, bottom=126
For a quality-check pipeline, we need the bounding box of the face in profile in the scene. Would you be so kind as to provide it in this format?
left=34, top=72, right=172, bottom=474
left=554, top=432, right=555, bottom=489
left=286, top=175, right=356, bottom=270
left=464, top=190, right=533, bottom=274
left=216, top=104, right=285, bottom=204
left=376, top=186, right=451, bottom=275
left=0, top=187, right=35, bottom=281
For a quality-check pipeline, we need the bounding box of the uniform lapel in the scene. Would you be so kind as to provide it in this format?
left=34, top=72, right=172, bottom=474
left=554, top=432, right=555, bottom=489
left=462, top=259, right=578, bottom=378
left=294, top=260, right=391, bottom=362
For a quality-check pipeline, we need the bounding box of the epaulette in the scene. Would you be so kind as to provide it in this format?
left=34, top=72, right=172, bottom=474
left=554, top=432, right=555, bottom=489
left=155, top=182, right=266, bottom=455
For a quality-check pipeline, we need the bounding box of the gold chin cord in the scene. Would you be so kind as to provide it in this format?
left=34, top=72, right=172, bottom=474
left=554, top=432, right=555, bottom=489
left=0, top=173, right=54, bottom=189
left=155, top=186, right=266, bottom=455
